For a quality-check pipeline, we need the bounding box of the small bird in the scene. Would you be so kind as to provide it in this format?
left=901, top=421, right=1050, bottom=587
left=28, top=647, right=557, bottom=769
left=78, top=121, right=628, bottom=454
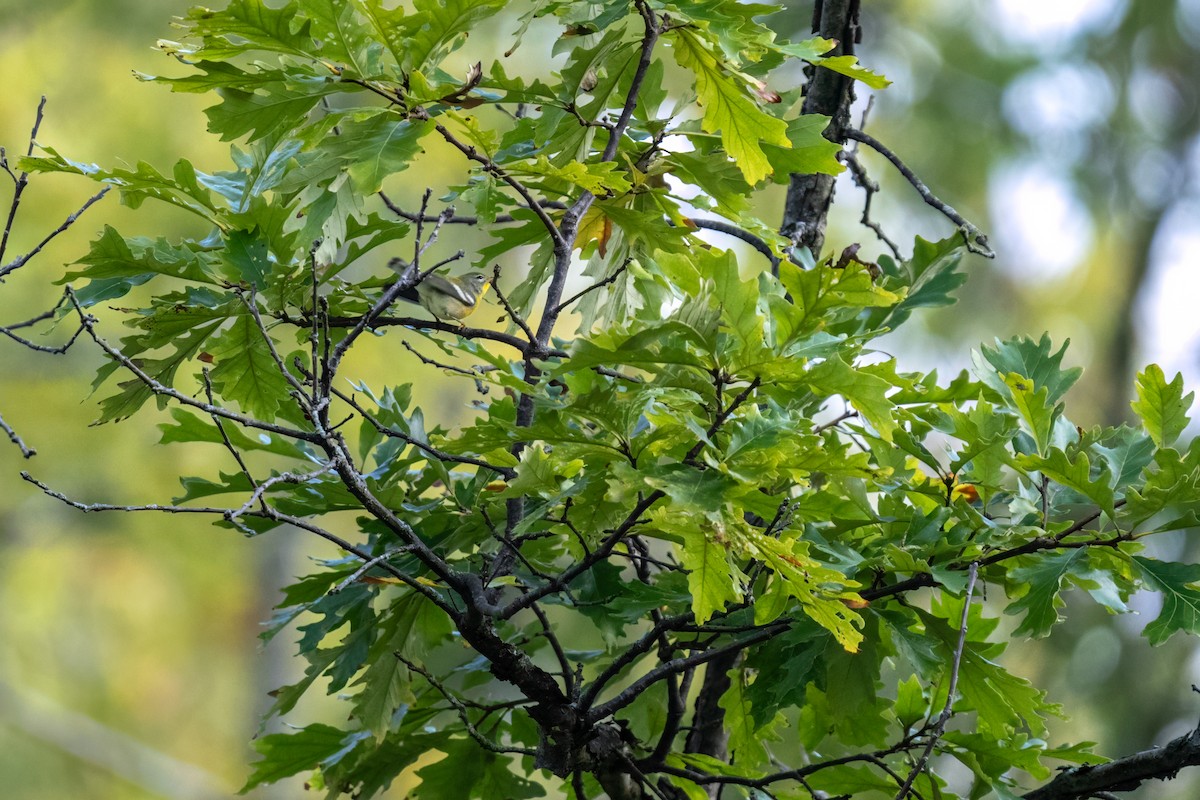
left=413, top=271, right=491, bottom=322
left=389, top=258, right=491, bottom=322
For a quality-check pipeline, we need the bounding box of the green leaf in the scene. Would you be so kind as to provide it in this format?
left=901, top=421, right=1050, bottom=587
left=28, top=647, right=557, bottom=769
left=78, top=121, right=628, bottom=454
left=508, top=156, right=632, bottom=195
left=670, top=28, right=790, bottom=184
left=66, top=226, right=221, bottom=286
left=24, top=149, right=224, bottom=224
left=893, top=674, right=927, bottom=730
left=240, top=723, right=348, bottom=791
left=976, top=334, right=1082, bottom=405
left=1017, top=448, right=1116, bottom=519
left=402, top=0, right=507, bottom=74
left=718, top=671, right=775, bottom=768
left=810, top=764, right=899, bottom=796
left=922, top=607, right=1054, bottom=737
left=1121, top=443, right=1200, bottom=529
left=772, top=40, right=891, bottom=89
left=805, top=354, right=898, bottom=442
left=352, top=652, right=412, bottom=742
left=1134, top=557, right=1200, bottom=645
left=298, top=0, right=375, bottom=75
left=1093, top=426, right=1156, bottom=489
left=414, top=738, right=544, bottom=800
left=1003, top=372, right=1056, bottom=455
left=159, top=408, right=309, bottom=459
left=1005, top=550, right=1097, bottom=638
left=184, top=0, right=318, bottom=59
left=744, top=530, right=863, bottom=652
left=1132, top=364, right=1193, bottom=448
left=760, top=115, right=845, bottom=181
left=207, top=314, right=292, bottom=421
left=206, top=84, right=326, bottom=142
left=660, top=513, right=741, bottom=625
left=808, top=55, right=891, bottom=89
left=276, top=114, right=432, bottom=197
left=223, top=227, right=272, bottom=287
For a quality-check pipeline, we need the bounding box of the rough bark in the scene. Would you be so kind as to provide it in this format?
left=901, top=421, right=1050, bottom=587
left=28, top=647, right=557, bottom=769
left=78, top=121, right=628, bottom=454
left=683, top=650, right=741, bottom=800
left=1024, top=723, right=1200, bottom=800
left=780, top=0, right=861, bottom=261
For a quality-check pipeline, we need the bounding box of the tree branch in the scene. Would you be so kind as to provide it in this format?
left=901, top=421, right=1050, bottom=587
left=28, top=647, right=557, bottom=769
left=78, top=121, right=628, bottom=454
left=586, top=623, right=788, bottom=724
left=893, top=562, right=979, bottom=799
left=1023, top=722, right=1200, bottom=800
left=780, top=0, right=859, bottom=261
left=844, top=128, right=994, bottom=258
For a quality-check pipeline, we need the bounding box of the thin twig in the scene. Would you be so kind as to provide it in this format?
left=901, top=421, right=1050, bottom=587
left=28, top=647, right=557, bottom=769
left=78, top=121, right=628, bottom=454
left=0, top=188, right=111, bottom=280
left=425, top=116, right=566, bottom=249
left=0, top=96, right=47, bottom=267
left=892, top=562, right=979, bottom=800
left=814, top=408, right=859, bottom=434
left=488, top=264, right=537, bottom=342
left=0, top=410, right=35, bottom=458
left=0, top=316, right=87, bottom=354
left=280, top=309, right=544, bottom=355
left=535, top=0, right=662, bottom=345
left=397, top=653, right=538, bottom=756
left=330, top=548, right=414, bottom=594
left=201, top=368, right=261, bottom=504
left=331, top=384, right=514, bottom=477
left=400, top=340, right=480, bottom=380
left=553, top=259, right=631, bottom=315
left=844, top=128, right=994, bottom=258
left=378, top=191, right=567, bottom=226
left=225, top=464, right=337, bottom=522
left=530, top=602, right=575, bottom=698
left=688, top=218, right=780, bottom=267
left=586, top=622, right=789, bottom=724
left=842, top=151, right=903, bottom=260
left=308, top=243, right=322, bottom=407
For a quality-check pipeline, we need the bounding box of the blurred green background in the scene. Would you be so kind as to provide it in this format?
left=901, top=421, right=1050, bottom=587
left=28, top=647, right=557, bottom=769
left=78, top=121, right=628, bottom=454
left=2, top=0, right=1199, bottom=797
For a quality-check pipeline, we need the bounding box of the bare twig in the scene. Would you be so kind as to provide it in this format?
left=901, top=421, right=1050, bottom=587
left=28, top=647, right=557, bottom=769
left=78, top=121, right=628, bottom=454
left=0, top=96, right=47, bottom=267
left=578, top=610, right=695, bottom=713
left=844, top=128, right=994, bottom=258
left=0, top=315, right=87, bottom=354
left=330, top=384, right=514, bottom=477
left=0, top=188, right=110, bottom=280
left=397, top=653, right=538, bottom=756
left=586, top=622, right=789, bottom=724
left=378, top=191, right=568, bottom=226
left=0, top=411, right=35, bottom=458
left=401, top=339, right=484, bottom=378
left=553, top=259, right=630, bottom=315
left=425, top=117, right=566, bottom=249
left=330, top=548, right=415, bottom=594
left=893, top=562, right=979, bottom=800
left=530, top=602, right=575, bottom=698
left=813, top=408, right=860, bottom=435
left=201, top=368, right=261, bottom=504
left=842, top=151, right=903, bottom=260
left=225, top=464, right=337, bottom=522
left=489, top=263, right=536, bottom=342
left=688, top=218, right=781, bottom=267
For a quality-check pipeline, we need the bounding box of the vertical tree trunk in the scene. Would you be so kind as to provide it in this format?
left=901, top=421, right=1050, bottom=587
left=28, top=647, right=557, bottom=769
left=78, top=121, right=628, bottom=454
left=780, top=0, right=861, bottom=261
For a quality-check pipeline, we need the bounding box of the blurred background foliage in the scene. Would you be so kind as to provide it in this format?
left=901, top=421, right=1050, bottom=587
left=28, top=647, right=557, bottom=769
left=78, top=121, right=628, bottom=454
left=1, top=0, right=1199, bottom=797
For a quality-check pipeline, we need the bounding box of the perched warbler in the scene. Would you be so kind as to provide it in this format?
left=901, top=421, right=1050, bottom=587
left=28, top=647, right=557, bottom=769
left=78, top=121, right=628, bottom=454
left=390, top=259, right=491, bottom=322
left=414, top=272, right=491, bottom=322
